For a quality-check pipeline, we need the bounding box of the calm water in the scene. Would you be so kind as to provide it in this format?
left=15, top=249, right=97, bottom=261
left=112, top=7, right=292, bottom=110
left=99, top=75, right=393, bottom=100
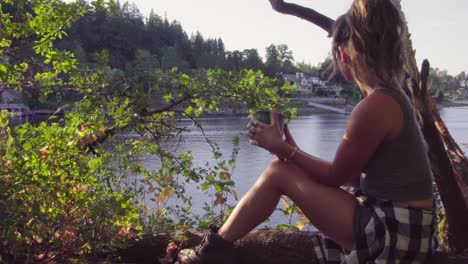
left=10, top=106, right=468, bottom=228
left=140, top=106, right=468, bottom=228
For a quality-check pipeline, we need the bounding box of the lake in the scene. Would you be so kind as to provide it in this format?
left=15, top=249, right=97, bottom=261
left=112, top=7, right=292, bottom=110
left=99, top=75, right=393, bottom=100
left=138, top=106, right=468, bottom=229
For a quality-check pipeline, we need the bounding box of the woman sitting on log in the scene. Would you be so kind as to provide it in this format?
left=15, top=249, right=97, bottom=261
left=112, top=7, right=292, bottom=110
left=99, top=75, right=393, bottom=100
left=177, top=0, right=435, bottom=263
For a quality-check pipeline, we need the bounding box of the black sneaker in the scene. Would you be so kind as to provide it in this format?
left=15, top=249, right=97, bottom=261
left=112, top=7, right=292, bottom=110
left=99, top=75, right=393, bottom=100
left=176, top=226, right=239, bottom=264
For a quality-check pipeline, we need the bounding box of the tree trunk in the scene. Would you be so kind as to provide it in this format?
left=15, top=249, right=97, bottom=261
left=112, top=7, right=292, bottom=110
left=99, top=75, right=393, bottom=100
left=268, top=0, right=468, bottom=254
left=386, top=0, right=468, bottom=253
left=407, top=60, right=468, bottom=253
left=109, top=229, right=467, bottom=264
left=113, top=229, right=320, bottom=264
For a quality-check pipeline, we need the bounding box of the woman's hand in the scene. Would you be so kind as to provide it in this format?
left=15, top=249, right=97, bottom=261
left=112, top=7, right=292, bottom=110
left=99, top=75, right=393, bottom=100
left=283, top=123, right=297, bottom=148
left=247, top=109, right=285, bottom=155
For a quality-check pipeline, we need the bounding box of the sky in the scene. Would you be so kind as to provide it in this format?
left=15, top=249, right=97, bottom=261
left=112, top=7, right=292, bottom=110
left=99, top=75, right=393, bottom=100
left=100, top=0, right=468, bottom=75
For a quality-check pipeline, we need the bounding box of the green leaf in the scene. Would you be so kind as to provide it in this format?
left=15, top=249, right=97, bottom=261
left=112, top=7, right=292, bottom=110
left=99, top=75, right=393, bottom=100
left=276, top=224, right=291, bottom=230
left=22, top=142, right=32, bottom=151
left=0, top=63, right=8, bottom=82
left=0, top=110, right=9, bottom=127
left=201, top=182, right=210, bottom=191
left=163, top=93, right=173, bottom=102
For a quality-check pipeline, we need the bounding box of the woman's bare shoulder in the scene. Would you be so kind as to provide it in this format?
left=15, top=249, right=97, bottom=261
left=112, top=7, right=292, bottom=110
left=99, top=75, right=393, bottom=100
left=349, top=90, right=404, bottom=139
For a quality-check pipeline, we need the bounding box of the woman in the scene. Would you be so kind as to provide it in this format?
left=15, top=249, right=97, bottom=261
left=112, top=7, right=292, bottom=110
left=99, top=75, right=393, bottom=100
left=177, top=0, right=435, bottom=263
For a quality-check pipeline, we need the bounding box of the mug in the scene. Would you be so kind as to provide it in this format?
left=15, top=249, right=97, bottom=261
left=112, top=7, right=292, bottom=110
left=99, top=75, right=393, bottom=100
left=254, top=110, right=287, bottom=133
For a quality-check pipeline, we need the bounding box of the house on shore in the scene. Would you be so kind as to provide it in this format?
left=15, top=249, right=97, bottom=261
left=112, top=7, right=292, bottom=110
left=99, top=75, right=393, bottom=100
left=281, top=72, right=341, bottom=95
left=457, top=87, right=468, bottom=98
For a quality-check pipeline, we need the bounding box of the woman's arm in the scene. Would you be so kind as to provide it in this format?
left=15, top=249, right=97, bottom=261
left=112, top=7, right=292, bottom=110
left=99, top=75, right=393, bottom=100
left=273, top=92, right=402, bottom=187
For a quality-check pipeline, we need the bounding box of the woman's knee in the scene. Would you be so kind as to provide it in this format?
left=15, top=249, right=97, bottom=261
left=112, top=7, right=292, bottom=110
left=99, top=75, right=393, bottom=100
left=265, top=159, right=286, bottom=175
left=261, top=159, right=299, bottom=187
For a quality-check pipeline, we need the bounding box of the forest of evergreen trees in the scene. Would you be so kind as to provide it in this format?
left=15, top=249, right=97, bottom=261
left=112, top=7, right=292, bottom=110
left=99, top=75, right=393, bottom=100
left=2, top=0, right=466, bottom=107
left=55, top=0, right=310, bottom=82
left=55, top=0, right=468, bottom=101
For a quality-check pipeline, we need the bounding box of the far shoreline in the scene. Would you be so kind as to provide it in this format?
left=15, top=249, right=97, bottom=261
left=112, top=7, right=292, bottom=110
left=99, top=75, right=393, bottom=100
left=25, top=98, right=468, bottom=119
left=201, top=100, right=468, bottom=119
left=438, top=99, right=468, bottom=108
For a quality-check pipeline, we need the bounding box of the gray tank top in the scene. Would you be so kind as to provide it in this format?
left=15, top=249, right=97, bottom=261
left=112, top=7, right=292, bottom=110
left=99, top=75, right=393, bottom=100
left=361, top=87, right=433, bottom=201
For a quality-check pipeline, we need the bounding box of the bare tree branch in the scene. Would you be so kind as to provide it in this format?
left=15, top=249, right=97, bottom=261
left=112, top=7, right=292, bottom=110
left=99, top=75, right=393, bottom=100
left=420, top=60, right=430, bottom=98
left=143, top=97, right=192, bottom=116
left=269, top=0, right=335, bottom=35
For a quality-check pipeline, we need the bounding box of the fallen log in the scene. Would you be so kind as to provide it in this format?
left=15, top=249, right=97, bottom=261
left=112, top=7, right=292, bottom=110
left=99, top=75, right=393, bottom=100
left=116, top=229, right=320, bottom=264
left=111, top=229, right=468, bottom=264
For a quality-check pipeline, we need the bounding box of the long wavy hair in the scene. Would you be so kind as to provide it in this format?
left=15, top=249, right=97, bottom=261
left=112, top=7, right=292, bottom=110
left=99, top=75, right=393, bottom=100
left=331, top=0, right=406, bottom=87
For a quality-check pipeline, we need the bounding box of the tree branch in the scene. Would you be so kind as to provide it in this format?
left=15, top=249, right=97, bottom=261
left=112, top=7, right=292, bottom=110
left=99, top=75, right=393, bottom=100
left=420, top=59, right=430, bottom=98
left=143, top=96, right=192, bottom=116
left=269, top=0, right=335, bottom=35
left=78, top=96, right=193, bottom=152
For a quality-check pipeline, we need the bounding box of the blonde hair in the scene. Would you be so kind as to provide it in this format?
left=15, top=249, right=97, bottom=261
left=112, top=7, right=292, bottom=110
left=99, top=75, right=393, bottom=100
left=332, top=0, right=405, bottom=87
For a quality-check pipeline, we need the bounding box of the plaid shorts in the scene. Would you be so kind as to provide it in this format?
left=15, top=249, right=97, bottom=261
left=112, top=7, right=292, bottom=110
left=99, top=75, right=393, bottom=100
left=311, top=190, right=435, bottom=264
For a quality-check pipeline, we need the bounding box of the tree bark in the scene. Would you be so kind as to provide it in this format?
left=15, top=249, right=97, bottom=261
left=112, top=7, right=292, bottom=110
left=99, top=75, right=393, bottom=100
left=110, top=229, right=467, bottom=264
left=408, top=60, right=468, bottom=253
left=114, top=229, right=320, bottom=264
left=268, top=0, right=334, bottom=35
left=269, top=0, right=468, bottom=254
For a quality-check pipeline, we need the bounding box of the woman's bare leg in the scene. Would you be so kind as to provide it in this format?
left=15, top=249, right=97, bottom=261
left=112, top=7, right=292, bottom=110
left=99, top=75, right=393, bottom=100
left=218, top=159, right=357, bottom=250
